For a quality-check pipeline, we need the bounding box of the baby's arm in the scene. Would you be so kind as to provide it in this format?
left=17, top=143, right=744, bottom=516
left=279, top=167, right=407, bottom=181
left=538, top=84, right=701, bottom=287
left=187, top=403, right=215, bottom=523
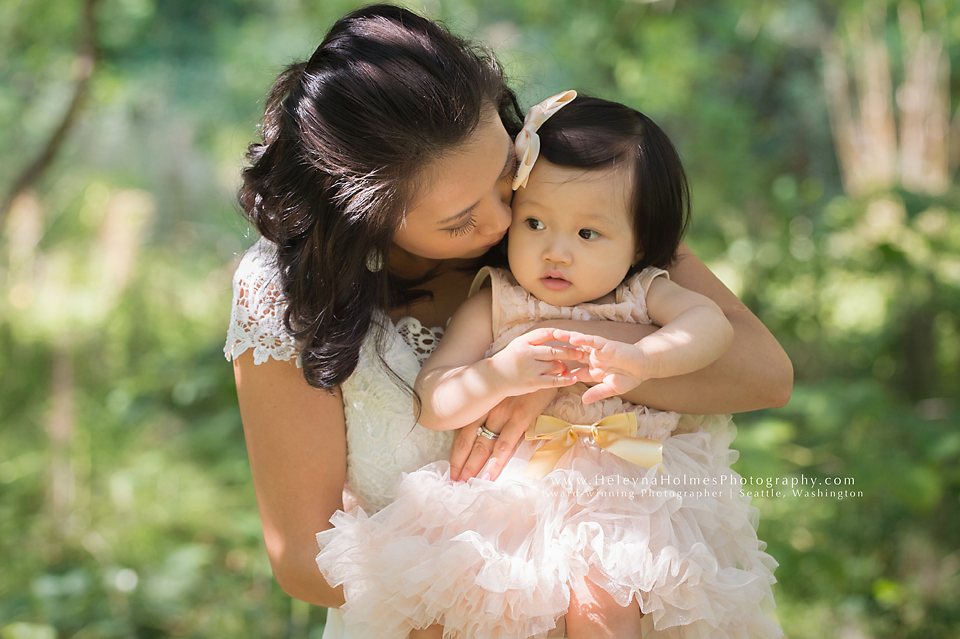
left=415, top=288, right=583, bottom=431
left=561, top=277, right=733, bottom=404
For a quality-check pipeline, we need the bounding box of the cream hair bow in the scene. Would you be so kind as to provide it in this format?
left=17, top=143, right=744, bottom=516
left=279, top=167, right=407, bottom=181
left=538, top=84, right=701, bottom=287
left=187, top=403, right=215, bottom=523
left=512, top=90, right=578, bottom=190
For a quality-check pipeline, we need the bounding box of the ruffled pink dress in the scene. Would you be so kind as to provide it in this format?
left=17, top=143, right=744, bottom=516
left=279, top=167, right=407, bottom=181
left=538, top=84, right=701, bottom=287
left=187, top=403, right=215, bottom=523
left=316, top=267, right=782, bottom=639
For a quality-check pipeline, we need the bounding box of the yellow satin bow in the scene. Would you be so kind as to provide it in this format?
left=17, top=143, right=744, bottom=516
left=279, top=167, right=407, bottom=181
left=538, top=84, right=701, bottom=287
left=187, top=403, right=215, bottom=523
left=524, top=413, right=664, bottom=479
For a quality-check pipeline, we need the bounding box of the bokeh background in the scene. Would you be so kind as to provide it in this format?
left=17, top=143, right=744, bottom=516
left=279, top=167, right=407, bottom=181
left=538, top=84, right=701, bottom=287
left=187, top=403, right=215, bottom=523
left=2, top=0, right=959, bottom=637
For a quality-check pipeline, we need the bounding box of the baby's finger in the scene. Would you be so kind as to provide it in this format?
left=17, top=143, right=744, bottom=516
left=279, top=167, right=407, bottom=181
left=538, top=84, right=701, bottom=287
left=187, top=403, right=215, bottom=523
left=542, top=359, right=567, bottom=376
left=581, top=383, right=617, bottom=404
left=547, top=328, right=590, bottom=344
left=522, top=327, right=572, bottom=346
left=539, top=358, right=583, bottom=378
left=531, top=344, right=586, bottom=362
left=559, top=332, right=610, bottom=349
left=571, top=366, right=602, bottom=384
left=540, top=369, right=578, bottom=387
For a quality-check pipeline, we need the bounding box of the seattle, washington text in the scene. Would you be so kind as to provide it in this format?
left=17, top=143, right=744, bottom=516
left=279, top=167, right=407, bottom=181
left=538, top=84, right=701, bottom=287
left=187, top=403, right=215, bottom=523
left=543, top=473, right=863, bottom=501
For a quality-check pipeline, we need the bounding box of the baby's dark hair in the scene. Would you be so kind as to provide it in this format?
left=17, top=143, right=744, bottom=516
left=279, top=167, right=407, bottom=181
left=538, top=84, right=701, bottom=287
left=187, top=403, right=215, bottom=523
left=536, top=95, right=690, bottom=272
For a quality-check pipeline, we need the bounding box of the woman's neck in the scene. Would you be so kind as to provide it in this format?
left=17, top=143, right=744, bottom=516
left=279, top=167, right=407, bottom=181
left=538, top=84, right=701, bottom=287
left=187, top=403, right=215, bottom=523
left=387, top=244, right=442, bottom=280
left=386, top=244, right=481, bottom=280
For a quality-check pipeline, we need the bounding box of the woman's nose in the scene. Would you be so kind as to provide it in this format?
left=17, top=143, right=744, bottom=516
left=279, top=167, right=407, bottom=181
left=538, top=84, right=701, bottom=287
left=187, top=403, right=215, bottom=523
left=477, top=193, right=512, bottom=237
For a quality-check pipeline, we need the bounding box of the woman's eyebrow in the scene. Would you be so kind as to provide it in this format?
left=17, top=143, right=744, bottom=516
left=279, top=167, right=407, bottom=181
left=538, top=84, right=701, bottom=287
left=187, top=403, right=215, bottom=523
left=437, top=143, right=514, bottom=227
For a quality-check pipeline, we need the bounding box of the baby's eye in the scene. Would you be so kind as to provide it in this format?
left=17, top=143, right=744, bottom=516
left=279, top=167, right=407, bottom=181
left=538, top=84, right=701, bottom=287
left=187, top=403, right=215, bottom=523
left=579, top=228, right=600, bottom=240
left=526, top=218, right=545, bottom=231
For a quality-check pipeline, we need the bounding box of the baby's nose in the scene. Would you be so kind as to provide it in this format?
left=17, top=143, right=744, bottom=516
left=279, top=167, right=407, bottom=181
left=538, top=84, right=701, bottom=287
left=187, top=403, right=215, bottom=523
left=542, top=240, right=572, bottom=264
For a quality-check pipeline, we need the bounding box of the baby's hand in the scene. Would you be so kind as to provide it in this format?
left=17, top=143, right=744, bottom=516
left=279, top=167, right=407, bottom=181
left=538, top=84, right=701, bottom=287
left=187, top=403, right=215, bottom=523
left=552, top=331, right=650, bottom=404
left=488, top=328, right=586, bottom=396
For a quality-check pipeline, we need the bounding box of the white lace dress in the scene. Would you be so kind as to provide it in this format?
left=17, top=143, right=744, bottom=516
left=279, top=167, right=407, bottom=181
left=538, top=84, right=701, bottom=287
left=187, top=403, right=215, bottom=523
left=224, top=238, right=454, bottom=637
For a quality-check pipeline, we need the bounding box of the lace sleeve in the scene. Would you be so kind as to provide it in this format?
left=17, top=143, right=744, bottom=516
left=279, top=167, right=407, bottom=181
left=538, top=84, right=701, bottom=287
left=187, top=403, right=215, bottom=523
left=223, top=238, right=301, bottom=365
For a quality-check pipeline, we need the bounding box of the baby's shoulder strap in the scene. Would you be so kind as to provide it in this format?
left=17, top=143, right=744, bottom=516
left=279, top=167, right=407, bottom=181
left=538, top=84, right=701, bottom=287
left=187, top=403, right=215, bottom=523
left=634, top=265, right=670, bottom=297
left=619, top=266, right=671, bottom=324
left=468, top=266, right=509, bottom=340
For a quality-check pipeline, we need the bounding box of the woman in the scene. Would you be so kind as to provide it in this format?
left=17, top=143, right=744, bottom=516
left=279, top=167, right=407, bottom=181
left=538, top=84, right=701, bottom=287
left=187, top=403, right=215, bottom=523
left=225, top=4, right=792, bottom=636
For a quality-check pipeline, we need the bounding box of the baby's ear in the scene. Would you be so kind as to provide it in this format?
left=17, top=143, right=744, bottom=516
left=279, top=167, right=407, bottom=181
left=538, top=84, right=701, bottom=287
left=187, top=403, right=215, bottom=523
left=633, top=247, right=645, bottom=265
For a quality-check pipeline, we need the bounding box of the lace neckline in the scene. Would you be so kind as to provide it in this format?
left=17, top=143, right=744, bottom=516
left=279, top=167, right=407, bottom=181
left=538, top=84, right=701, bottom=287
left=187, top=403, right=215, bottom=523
left=390, top=315, right=445, bottom=366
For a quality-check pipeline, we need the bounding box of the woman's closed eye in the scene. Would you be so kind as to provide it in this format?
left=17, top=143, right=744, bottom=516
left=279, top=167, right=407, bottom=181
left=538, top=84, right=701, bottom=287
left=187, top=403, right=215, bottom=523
left=446, top=152, right=516, bottom=238
left=447, top=214, right=478, bottom=237
left=578, top=228, right=601, bottom=240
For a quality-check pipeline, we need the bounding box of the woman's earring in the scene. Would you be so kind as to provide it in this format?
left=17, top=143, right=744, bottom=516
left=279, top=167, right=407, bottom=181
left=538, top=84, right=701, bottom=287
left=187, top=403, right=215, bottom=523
left=365, top=248, right=384, bottom=273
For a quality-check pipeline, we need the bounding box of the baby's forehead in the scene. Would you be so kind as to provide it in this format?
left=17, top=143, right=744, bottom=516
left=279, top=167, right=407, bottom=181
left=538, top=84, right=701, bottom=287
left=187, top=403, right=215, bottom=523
left=529, top=163, right=625, bottom=186
left=514, top=163, right=631, bottom=215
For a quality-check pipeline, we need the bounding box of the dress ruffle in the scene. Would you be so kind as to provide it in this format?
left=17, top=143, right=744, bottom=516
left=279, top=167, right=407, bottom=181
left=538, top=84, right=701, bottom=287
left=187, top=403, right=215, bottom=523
left=317, top=416, right=781, bottom=639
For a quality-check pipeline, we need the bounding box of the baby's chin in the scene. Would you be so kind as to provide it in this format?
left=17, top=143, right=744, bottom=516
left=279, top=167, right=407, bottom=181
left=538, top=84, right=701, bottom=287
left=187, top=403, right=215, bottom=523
left=528, top=286, right=596, bottom=307
left=530, top=283, right=620, bottom=306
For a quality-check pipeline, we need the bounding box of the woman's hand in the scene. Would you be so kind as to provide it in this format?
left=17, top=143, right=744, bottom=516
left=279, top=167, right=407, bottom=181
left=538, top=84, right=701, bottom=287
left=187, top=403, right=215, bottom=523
left=449, top=387, right=558, bottom=481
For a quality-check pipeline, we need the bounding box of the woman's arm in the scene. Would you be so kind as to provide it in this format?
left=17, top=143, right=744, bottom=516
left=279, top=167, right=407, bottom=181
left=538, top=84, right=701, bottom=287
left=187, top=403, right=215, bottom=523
left=233, top=352, right=347, bottom=608
left=633, top=243, right=792, bottom=411
left=545, top=244, right=792, bottom=413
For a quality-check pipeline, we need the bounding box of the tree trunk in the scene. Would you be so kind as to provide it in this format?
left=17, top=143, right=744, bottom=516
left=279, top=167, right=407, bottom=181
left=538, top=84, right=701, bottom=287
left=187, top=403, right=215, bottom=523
left=0, top=0, right=100, bottom=229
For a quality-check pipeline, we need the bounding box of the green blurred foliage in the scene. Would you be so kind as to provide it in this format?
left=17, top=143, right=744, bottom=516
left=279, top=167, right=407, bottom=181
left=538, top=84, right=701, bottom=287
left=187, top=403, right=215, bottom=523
left=1, top=0, right=958, bottom=637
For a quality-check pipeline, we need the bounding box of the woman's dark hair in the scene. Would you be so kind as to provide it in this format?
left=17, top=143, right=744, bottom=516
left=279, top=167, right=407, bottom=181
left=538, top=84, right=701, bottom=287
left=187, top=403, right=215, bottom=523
left=239, top=4, right=522, bottom=389
left=536, top=95, right=690, bottom=273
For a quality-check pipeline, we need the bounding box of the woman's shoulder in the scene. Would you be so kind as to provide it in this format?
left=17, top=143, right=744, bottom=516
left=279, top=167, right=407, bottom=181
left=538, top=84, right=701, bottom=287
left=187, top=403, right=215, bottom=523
left=224, top=238, right=301, bottom=365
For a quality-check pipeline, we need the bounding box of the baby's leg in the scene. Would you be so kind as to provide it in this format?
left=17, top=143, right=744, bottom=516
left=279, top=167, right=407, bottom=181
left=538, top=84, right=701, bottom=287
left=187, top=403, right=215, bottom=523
left=565, top=578, right=642, bottom=638
left=408, top=624, right=443, bottom=639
